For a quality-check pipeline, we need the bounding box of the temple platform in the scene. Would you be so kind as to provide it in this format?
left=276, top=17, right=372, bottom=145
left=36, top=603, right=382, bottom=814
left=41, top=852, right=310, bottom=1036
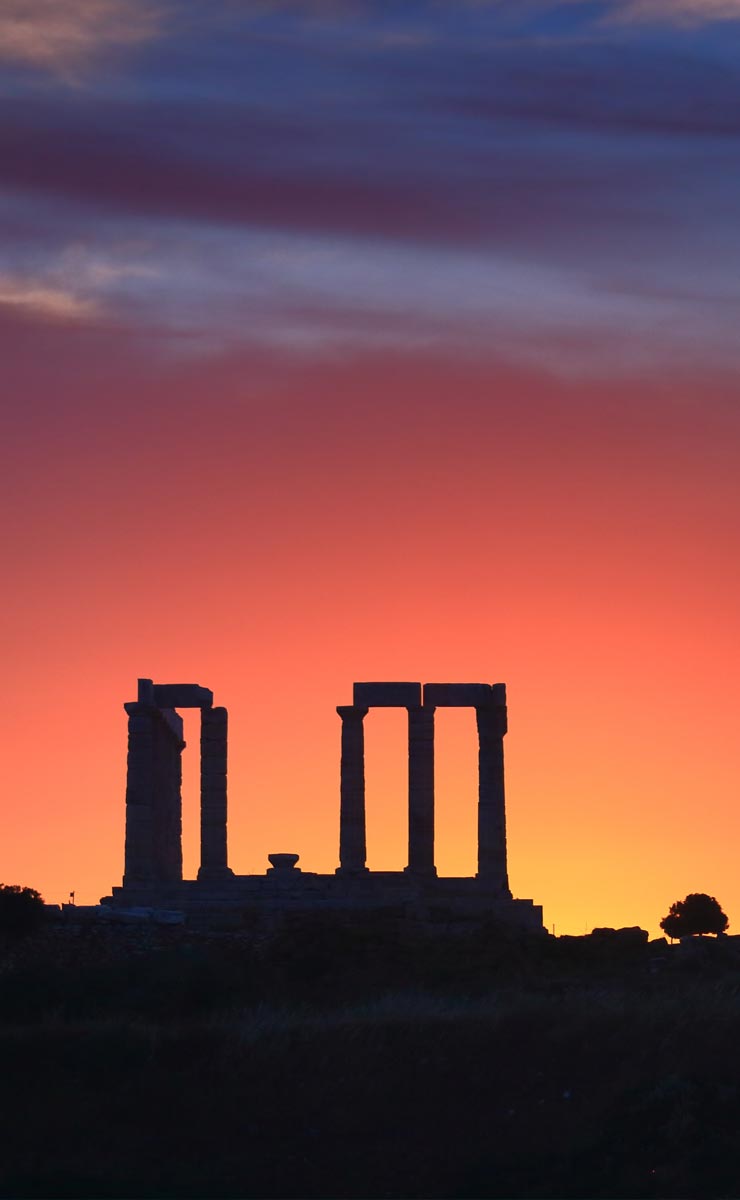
left=103, top=870, right=543, bottom=931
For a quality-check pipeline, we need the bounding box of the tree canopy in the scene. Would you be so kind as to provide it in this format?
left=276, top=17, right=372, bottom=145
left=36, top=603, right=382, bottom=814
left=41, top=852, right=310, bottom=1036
left=0, top=884, right=45, bottom=937
left=660, top=893, right=728, bottom=939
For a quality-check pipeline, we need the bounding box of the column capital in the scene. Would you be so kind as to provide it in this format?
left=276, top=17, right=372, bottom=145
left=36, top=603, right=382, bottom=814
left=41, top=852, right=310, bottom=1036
left=407, top=704, right=436, bottom=717
left=202, top=705, right=228, bottom=721
left=337, top=705, right=368, bottom=721
left=124, top=701, right=157, bottom=716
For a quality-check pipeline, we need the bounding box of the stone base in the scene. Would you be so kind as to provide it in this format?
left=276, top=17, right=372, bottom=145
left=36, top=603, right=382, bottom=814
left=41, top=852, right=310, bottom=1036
left=105, top=871, right=544, bottom=933
left=196, top=867, right=235, bottom=883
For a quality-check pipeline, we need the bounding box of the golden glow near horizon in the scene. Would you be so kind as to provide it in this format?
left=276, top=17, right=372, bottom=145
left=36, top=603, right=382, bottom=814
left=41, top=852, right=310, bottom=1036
left=3, top=354, right=739, bottom=941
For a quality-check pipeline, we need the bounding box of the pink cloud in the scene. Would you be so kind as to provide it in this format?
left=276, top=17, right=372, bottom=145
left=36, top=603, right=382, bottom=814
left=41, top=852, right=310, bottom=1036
left=0, top=0, right=162, bottom=77
left=0, top=272, right=99, bottom=320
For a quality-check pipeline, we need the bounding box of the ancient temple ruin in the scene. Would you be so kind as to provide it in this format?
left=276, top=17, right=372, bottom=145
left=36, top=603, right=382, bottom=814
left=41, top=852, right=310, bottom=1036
left=121, top=680, right=231, bottom=886
left=105, top=679, right=542, bottom=929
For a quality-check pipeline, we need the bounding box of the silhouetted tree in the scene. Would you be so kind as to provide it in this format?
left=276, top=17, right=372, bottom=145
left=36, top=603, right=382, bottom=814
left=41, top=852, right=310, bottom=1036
left=660, top=893, right=728, bottom=939
left=0, top=884, right=45, bottom=937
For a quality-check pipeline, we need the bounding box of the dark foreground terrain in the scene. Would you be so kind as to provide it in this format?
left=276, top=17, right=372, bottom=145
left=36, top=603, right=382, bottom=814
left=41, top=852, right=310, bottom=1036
left=1, top=914, right=739, bottom=1199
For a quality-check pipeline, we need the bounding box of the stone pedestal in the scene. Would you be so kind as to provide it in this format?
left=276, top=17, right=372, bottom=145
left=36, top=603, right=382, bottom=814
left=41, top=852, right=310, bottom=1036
left=476, top=704, right=510, bottom=893
left=406, top=705, right=436, bottom=876
left=198, top=706, right=233, bottom=880
left=337, top=706, right=368, bottom=873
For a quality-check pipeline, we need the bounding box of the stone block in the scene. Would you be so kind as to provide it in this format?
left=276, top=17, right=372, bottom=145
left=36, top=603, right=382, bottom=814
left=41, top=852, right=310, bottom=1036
left=202, top=706, right=227, bottom=724
left=201, top=735, right=226, bottom=752
left=127, top=734, right=154, bottom=752
left=158, top=708, right=184, bottom=742
left=124, top=807, right=151, bottom=829
left=201, top=767, right=227, bottom=783
left=124, top=703, right=156, bottom=720
left=201, top=714, right=228, bottom=741
left=152, top=683, right=213, bottom=709
left=353, top=682, right=421, bottom=707
left=423, top=683, right=493, bottom=707
left=126, top=753, right=154, bottom=777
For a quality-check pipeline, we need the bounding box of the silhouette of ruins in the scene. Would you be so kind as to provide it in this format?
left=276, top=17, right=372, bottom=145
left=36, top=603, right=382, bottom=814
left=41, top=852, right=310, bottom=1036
left=105, top=679, right=542, bottom=928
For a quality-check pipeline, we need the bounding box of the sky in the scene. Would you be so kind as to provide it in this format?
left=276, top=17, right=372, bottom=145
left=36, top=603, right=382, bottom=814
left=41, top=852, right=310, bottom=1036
left=2, top=0, right=740, bottom=937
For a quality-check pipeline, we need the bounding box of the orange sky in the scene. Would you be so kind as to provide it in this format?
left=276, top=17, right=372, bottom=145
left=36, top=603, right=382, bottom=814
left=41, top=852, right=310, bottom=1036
left=2, top=337, right=739, bottom=938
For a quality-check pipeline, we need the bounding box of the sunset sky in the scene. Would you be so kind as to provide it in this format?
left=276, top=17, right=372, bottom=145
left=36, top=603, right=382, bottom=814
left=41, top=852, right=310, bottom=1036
left=2, top=0, right=740, bottom=937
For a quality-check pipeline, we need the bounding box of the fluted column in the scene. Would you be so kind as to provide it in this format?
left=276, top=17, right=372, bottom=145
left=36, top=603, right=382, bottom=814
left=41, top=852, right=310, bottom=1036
left=123, top=702, right=157, bottom=884
left=152, top=711, right=184, bottom=883
left=198, top=706, right=233, bottom=880
left=476, top=703, right=510, bottom=893
left=337, top=705, right=368, bottom=873
left=406, top=705, right=436, bottom=875
left=123, top=702, right=185, bottom=886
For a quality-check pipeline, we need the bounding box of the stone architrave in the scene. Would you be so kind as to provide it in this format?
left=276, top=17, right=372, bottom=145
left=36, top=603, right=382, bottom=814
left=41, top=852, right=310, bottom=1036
left=153, top=683, right=213, bottom=709
left=475, top=702, right=511, bottom=894
left=337, top=705, right=369, bottom=873
left=423, top=683, right=493, bottom=707
left=353, top=682, right=421, bottom=708
left=406, top=705, right=436, bottom=876
left=198, top=706, right=232, bottom=880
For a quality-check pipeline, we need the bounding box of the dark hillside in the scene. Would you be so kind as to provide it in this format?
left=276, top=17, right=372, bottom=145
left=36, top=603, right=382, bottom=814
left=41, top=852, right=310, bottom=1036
left=1, top=916, right=738, bottom=1198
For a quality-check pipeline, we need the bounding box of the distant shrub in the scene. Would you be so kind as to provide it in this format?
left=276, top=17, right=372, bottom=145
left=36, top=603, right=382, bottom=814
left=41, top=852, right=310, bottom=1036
left=660, top=893, right=728, bottom=939
left=0, top=885, right=45, bottom=937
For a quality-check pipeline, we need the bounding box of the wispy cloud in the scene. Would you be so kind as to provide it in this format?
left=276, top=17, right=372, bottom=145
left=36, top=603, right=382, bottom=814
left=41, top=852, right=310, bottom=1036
left=614, top=0, right=740, bottom=22
left=550, top=0, right=740, bottom=25
left=5, top=221, right=736, bottom=375
left=0, top=273, right=98, bottom=320
left=0, top=244, right=158, bottom=323
left=0, top=0, right=162, bottom=77
left=1, top=0, right=738, bottom=373
left=479, top=0, right=740, bottom=28
left=229, top=0, right=740, bottom=26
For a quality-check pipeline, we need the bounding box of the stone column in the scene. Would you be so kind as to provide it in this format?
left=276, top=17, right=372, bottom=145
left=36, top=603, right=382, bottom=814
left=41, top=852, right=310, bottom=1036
left=123, top=702, right=156, bottom=885
left=406, top=705, right=436, bottom=876
left=152, top=710, right=185, bottom=883
left=337, top=706, right=368, bottom=873
left=198, top=706, right=233, bottom=880
left=476, top=703, right=510, bottom=893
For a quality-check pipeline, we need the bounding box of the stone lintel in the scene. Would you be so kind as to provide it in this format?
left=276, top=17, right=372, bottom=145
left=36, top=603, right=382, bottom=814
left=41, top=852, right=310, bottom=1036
left=423, top=682, right=505, bottom=707
left=353, top=682, right=421, bottom=707
left=152, top=683, right=214, bottom=709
